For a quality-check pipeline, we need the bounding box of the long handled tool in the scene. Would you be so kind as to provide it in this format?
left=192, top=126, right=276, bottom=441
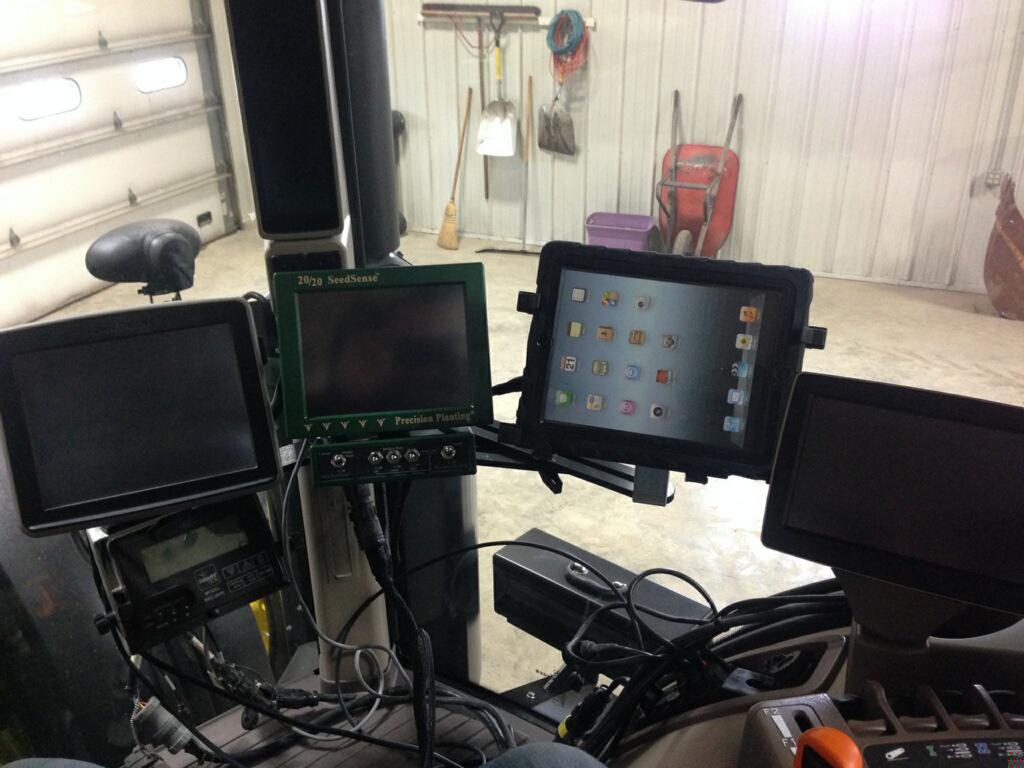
left=437, top=87, right=474, bottom=250
left=538, top=9, right=588, bottom=156
left=477, top=76, right=538, bottom=256
left=477, top=13, right=516, bottom=157
left=477, top=19, right=490, bottom=199
left=520, top=76, right=532, bottom=247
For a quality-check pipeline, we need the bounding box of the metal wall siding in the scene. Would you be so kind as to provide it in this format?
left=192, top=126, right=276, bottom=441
left=386, top=0, right=1022, bottom=292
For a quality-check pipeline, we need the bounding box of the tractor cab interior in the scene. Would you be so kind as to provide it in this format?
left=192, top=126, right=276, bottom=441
left=1, top=3, right=1023, bottom=768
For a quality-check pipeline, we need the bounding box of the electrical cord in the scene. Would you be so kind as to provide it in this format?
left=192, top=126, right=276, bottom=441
left=547, top=10, right=589, bottom=84
left=577, top=597, right=852, bottom=761
left=112, top=632, right=250, bottom=768
left=103, top=433, right=845, bottom=766
left=277, top=441, right=407, bottom=696
left=275, top=445, right=443, bottom=767
left=86, top=488, right=466, bottom=767
left=274, top=440, right=487, bottom=765
left=336, top=539, right=650, bottom=653
left=136, top=647, right=470, bottom=767
left=623, top=568, right=719, bottom=652
left=270, top=380, right=282, bottom=418
left=342, top=481, right=437, bottom=768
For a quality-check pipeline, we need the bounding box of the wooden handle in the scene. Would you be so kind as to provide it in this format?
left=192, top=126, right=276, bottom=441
left=525, top=75, right=533, bottom=164
left=478, top=20, right=489, bottom=199
left=450, top=87, right=474, bottom=201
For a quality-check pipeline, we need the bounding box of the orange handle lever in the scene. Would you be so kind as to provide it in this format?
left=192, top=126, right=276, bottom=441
left=794, top=727, right=863, bottom=768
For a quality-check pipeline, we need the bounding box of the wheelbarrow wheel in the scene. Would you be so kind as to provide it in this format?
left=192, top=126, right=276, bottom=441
left=672, top=229, right=694, bottom=256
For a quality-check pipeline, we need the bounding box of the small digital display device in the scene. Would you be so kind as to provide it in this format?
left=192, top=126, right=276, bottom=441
left=516, top=243, right=816, bottom=479
left=0, top=300, right=279, bottom=536
left=762, top=373, right=1024, bottom=615
left=274, top=264, right=493, bottom=439
left=140, top=522, right=250, bottom=583
left=99, top=495, right=285, bottom=650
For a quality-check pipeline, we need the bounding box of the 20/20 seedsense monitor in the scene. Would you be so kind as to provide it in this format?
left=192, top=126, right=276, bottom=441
left=273, top=263, right=493, bottom=439
left=515, top=243, right=819, bottom=480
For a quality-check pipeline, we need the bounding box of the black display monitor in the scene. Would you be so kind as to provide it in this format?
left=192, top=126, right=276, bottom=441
left=0, top=300, right=280, bottom=536
left=273, top=264, right=493, bottom=439
left=514, top=242, right=817, bottom=480
left=762, top=373, right=1024, bottom=615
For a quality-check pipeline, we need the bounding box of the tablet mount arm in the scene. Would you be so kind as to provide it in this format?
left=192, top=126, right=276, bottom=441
left=492, top=290, right=829, bottom=506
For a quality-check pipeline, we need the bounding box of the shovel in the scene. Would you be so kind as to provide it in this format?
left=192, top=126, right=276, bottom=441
left=538, top=83, right=575, bottom=156
left=477, top=26, right=516, bottom=157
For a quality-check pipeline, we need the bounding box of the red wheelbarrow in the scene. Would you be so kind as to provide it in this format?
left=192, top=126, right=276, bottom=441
left=656, top=92, right=742, bottom=257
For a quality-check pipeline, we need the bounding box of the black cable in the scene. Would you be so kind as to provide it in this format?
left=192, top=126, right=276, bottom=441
left=623, top=568, right=719, bottom=653
left=710, top=610, right=851, bottom=657
left=137, top=648, right=467, bottom=767
left=336, top=539, right=649, bottom=652
left=111, top=633, right=250, bottom=768
left=276, top=440, right=388, bottom=732
left=343, top=481, right=436, bottom=768
left=491, top=376, right=524, bottom=395
left=86, top=479, right=455, bottom=767
left=84, top=528, right=266, bottom=767
left=579, top=600, right=852, bottom=760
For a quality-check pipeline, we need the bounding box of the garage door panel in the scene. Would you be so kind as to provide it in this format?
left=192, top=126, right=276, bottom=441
left=0, top=44, right=208, bottom=154
left=0, top=183, right=228, bottom=329
left=0, top=0, right=239, bottom=326
left=0, top=0, right=195, bottom=62
left=0, top=118, right=218, bottom=236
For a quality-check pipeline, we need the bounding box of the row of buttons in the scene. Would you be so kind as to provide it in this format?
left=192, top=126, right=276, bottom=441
left=329, top=445, right=456, bottom=470
left=222, top=551, right=269, bottom=580
left=227, top=566, right=275, bottom=594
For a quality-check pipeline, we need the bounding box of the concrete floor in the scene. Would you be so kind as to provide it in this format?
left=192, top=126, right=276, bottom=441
left=46, top=228, right=1024, bottom=692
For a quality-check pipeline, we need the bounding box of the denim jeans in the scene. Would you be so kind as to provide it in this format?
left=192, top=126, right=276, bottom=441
left=5, top=743, right=606, bottom=768
left=489, top=743, right=607, bottom=768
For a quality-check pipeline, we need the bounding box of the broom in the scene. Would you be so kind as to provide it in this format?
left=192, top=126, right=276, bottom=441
left=438, top=87, right=474, bottom=250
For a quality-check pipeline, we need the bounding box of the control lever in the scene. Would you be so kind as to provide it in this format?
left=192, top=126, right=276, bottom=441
left=794, top=727, right=863, bottom=768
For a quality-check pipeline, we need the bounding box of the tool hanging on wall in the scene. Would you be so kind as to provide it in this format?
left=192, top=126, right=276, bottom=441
left=422, top=4, right=541, bottom=22
left=539, top=9, right=588, bottom=156
left=437, top=87, right=474, bottom=250
left=478, top=13, right=517, bottom=157
left=477, top=76, right=537, bottom=256
left=477, top=19, right=490, bottom=198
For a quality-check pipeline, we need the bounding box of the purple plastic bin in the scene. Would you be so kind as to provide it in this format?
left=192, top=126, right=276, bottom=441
left=585, top=212, right=657, bottom=251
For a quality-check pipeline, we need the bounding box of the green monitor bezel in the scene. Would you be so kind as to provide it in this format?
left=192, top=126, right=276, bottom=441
left=274, top=264, right=493, bottom=439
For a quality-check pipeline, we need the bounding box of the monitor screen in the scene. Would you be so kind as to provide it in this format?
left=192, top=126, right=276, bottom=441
left=0, top=300, right=279, bottom=536
left=762, top=373, right=1024, bottom=613
left=273, top=264, right=493, bottom=439
left=543, top=268, right=785, bottom=451
left=298, top=284, right=472, bottom=416
left=140, top=512, right=250, bottom=582
left=15, top=324, right=257, bottom=511
left=782, top=396, right=1024, bottom=584
left=515, top=243, right=815, bottom=480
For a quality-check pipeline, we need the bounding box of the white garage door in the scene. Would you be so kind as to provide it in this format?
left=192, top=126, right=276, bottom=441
left=0, top=0, right=241, bottom=328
